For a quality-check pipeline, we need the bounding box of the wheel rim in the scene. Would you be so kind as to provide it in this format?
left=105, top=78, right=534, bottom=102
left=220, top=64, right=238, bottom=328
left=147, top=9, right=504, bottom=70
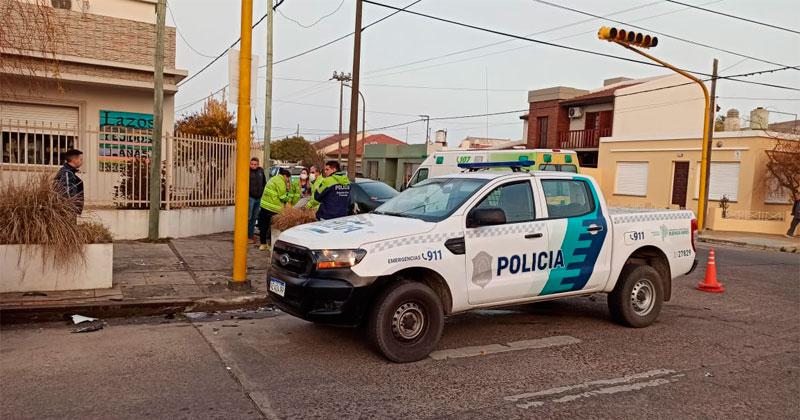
left=630, top=279, right=655, bottom=316
left=391, top=302, right=426, bottom=341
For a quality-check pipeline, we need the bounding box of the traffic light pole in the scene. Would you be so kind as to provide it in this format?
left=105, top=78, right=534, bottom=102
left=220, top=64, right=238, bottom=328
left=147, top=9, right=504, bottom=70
left=616, top=42, right=712, bottom=231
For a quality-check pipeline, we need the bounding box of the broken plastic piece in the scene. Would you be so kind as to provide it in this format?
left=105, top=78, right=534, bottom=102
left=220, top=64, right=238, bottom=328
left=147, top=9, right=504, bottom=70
left=71, top=315, right=98, bottom=324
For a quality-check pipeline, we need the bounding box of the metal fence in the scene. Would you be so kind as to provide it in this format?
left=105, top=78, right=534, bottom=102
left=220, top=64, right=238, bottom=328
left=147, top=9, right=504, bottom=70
left=723, top=209, right=785, bottom=221
left=1, top=119, right=237, bottom=209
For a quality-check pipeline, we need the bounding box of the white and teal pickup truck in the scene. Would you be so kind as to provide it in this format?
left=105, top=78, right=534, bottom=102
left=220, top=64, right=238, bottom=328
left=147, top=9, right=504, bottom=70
left=267, top=164, right=698, bottom=362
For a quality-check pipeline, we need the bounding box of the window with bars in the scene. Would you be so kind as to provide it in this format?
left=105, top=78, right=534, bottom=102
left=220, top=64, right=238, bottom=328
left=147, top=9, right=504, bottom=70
left=2, top=131, right=76, bottom=165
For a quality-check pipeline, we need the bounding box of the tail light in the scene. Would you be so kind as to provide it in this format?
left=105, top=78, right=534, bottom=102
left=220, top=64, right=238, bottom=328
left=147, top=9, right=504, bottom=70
left=690, top=218, right=698, bottom=252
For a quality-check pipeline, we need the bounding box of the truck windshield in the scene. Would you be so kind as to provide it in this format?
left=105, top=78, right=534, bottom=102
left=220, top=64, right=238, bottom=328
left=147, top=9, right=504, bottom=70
left=374, top=178, right=487, bottom=222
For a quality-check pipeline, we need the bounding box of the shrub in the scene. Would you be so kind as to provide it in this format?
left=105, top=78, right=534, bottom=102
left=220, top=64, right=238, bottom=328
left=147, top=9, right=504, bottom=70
left=0, top=174, right=112, bottom=265
left=271, top=206, right=317, bottom=231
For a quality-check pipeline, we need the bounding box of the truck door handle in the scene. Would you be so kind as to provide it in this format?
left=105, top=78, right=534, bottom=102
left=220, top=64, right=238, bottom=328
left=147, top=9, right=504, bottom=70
left=586, top=226, right=604, bottom=232
left=525, top=232, right=543, bottom=239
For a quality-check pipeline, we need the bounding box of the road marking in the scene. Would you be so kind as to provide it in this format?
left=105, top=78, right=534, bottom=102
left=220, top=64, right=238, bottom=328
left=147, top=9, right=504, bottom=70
left=506, top=369, right=685, bottom=409
left=429, top=335, right=580, bottom=360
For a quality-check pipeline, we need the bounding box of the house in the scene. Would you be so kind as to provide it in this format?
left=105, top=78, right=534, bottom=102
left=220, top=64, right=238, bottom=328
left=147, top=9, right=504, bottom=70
left=312, top=132, right=368, bottom=160
left=362, top=143, right=430, bottom=190
left=0, top=1, right=249, bottom=240
left=458, top=137, right=513, bottom=149
left=523, top=75, right=704, bottom=167
left=322, top=133, right=406, bottom=173
left=2, top=0, right=186, bottom=159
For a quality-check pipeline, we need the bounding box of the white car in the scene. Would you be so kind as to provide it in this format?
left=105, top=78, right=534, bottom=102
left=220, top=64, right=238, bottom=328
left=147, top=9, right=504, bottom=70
left=268, top=165, right=698, bottom=362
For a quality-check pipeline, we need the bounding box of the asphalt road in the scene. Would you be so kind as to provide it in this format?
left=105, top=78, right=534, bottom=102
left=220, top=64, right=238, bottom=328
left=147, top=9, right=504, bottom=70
left=1, top=245, right=798, bottom=420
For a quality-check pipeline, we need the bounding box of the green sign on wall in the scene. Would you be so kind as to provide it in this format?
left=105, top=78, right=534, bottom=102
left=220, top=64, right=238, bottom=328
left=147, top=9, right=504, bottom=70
left=98, top=110, right=153, bottom=171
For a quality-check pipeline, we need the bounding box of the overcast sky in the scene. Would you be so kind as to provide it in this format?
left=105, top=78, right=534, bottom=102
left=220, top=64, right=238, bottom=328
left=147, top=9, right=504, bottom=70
left=168, top=0, right=800, bottom=145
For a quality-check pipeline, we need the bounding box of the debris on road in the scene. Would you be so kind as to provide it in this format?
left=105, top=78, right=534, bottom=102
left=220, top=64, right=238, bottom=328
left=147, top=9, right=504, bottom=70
left=72, top=322, right=104, bottom=333
left=71, top=315, right=98, bottom=324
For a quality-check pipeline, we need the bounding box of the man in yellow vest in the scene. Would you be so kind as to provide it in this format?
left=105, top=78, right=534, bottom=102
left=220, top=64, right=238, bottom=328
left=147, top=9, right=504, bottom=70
left=258, top=168, right=291, bottom=250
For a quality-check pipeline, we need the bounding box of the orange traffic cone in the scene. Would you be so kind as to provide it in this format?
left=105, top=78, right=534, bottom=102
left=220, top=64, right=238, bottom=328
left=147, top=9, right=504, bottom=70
left=697, top=248, right=724, bottom=293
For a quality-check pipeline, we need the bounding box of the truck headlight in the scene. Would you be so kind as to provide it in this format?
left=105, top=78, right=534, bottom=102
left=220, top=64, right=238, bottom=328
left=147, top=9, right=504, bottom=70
left=312, top=249, right=367, bottom=270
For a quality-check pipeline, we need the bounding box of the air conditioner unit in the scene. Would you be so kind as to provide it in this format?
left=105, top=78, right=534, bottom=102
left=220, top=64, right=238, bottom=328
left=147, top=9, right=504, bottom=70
left=568, top=107, right=583, bottom=119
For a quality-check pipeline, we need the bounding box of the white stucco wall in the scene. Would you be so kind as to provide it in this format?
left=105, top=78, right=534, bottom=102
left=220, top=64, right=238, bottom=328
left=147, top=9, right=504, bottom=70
left=6, top=82, right=175, bottom=134
left=85, top=206, right=235, bottom=240
left=43, top=0, right=158, bottom=24
left=1, top=244, right=113, bottom=292
left=612, top=74, right=705, bottom=139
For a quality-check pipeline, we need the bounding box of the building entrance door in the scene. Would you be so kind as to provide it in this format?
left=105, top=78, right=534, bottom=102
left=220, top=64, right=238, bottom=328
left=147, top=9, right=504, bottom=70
left=671, top=161, right=690, bottom=208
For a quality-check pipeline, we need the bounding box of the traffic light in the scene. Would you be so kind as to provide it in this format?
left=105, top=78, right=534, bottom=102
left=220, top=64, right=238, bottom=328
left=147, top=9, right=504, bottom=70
left=597, top=26, right=658, bottom=48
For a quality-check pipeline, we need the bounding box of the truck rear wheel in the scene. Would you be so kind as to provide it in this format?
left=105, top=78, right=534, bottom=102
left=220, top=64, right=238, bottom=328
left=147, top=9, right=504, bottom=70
left=367, top=280, right=444, bottom=363
left=608, top=265, right=663, bottom=328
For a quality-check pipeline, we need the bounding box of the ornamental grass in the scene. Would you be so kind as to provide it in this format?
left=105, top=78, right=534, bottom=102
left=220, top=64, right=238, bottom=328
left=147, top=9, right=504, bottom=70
left=271, top=206, right=317, bottom=231
left=0, top=174, right=112, bottom=265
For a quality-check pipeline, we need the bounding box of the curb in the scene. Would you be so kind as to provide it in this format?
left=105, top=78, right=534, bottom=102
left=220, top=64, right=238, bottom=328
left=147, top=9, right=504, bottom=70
left=0, top=295, right=268, bottom=324
left=699, top=237, right=798, bottom=253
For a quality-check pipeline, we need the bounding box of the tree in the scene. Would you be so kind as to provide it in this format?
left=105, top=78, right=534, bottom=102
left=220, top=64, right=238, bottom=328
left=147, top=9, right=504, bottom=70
left=1, top=0, right=67, bottom=96
left=175, top=98, right=236, bottom=138
left=271, top=136, right=325, bottom=168
left=765, top=134, right=800, bottom=202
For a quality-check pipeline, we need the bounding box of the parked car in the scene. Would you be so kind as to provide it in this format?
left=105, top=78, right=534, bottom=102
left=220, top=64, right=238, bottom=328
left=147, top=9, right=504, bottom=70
left=350, top=178, right=398, bottom=214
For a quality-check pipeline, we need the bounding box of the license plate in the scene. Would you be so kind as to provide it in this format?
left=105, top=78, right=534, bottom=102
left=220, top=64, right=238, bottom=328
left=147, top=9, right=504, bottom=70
left=269, top=278, right=286, bottom=297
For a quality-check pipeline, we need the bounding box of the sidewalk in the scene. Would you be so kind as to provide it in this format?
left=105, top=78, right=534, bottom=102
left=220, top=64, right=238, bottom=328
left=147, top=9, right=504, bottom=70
left=700, top=230, right=799, bottom=253
left=0, top=233, right=272, bottom=323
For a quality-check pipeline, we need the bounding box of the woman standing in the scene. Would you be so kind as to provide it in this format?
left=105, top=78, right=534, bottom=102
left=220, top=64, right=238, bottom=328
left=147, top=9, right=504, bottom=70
left=298, top=168, right=312, bottom=197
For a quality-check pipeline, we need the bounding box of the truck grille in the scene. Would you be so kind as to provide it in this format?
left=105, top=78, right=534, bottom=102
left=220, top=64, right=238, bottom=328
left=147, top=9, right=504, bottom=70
left=272, top=241, right=311, bottom=275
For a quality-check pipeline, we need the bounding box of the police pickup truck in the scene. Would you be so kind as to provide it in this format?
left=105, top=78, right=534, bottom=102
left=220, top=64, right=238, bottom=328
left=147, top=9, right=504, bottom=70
left=267, top=162, right=698, bottom=362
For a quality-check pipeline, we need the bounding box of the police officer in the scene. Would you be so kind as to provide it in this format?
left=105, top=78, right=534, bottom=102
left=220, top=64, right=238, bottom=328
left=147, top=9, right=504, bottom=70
left=314, top=161, right=351, bottom=220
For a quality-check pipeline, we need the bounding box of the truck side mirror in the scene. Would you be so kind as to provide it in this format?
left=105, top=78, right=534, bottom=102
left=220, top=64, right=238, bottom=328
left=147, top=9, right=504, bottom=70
left=467, top=208, right=506, bottom=228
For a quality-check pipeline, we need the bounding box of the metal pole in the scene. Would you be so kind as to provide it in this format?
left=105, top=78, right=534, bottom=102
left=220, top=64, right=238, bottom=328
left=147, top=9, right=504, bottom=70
left=618, top=42, right=712, bottom=231
left=148, top=0, right=166, bottom=241
left=347, top=0, right=363, bottom=180
left=231, top=0, right=253, bottom=286
left=361, top=91, right=366, bottom=150
left=262, top=0, right=273, bottom=170
left=702, top=59, right=718, bottom=229
left=338, top=80, right=343, bottom=164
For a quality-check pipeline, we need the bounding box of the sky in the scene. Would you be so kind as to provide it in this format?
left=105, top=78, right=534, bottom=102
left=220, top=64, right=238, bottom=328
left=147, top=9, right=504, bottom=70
left=168, top=0, right=800, bottom=145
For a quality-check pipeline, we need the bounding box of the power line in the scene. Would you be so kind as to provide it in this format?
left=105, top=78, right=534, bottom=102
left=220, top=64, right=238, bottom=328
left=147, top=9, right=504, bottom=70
left=276, top=0, right=345, bottom=28
left=430, top=109, right=527, bottom=121
left=362, top=0, right=800, bottom=92
left=270, top=0, right=424, bottom=66
left=167, top=5, right=216, bottom=59
left=665, top=0, right=800, bottom=35
left=175, top=85, right=227, bottom=112
left=718, top=96, right=800, bottom=101
left=177, top=11, right=269, bottom=88
left=364, top=1, right=661, bottom=76
left=361, top=0, right=725, bottom=80
left=531, top=0, right=800, bottom=71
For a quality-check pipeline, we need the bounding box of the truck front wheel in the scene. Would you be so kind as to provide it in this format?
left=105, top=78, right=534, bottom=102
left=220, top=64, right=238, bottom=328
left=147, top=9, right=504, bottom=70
left=367, top=280, right=444, bottom=363
left=608, top=265, right=664, bottom=328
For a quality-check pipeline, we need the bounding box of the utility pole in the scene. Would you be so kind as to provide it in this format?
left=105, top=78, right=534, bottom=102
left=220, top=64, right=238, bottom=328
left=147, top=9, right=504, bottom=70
left=148, top=0, right=166, bottom=241
left=420, top=115, right=430, bottom=143
left=262, top=0, right=274, bottom=170
left=331, top=71, right=352, bottom=165
left=701, top=58, right=718, bottom=230
left=346, top=0, right=363, bottom=180
left=231, top=0, right=254, bottom=287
